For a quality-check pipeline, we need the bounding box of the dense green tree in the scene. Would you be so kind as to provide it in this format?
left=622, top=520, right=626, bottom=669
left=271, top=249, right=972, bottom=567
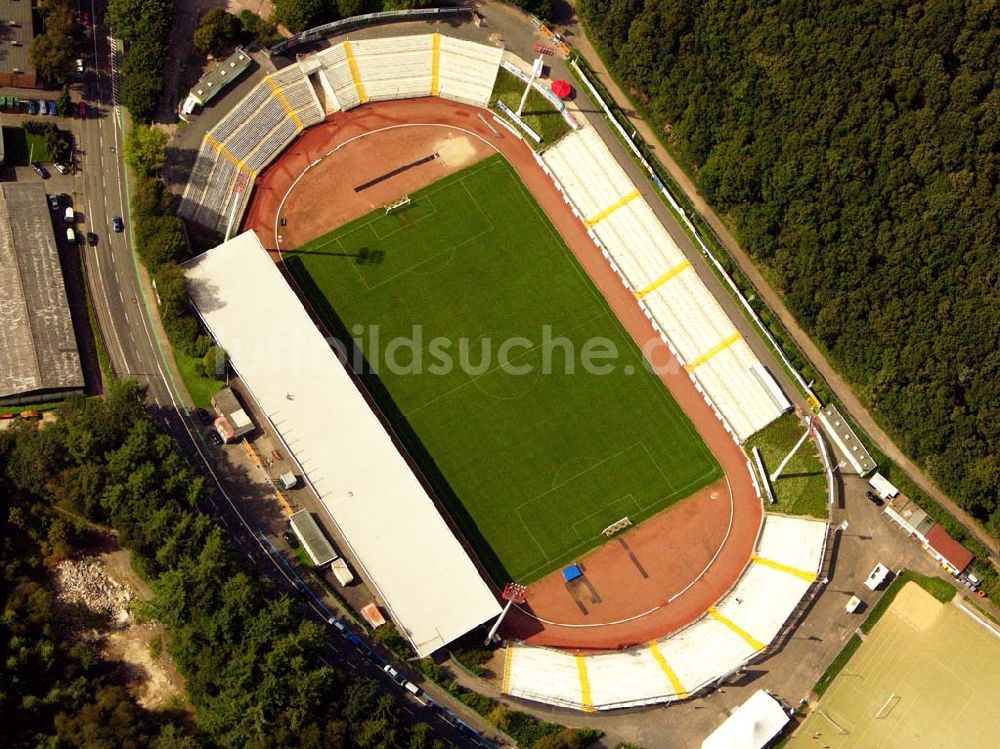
left=194, top=8, right=242, bottom=56
left=579, top=0, right=1000, bottom=529
left=125, top=124, right=169, bottom=176
left=136, top=215, right=187, bottom=268
left=273, top=0, right=329, bottom=34
left=29, top=0, right=78, bottom=86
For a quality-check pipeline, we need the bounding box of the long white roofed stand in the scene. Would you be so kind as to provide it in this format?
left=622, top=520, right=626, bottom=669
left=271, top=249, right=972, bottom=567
left=184, top=231, right=501, bottom=657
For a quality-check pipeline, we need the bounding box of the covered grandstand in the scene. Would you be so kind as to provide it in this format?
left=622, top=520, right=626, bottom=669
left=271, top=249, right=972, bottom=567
left=180, top=34, right=503, bottom=236
left=184, top=230, right=501, bottom=657
left=502, top=515, right=828, bottom=710
left=540, top=127, right=791, bottom=442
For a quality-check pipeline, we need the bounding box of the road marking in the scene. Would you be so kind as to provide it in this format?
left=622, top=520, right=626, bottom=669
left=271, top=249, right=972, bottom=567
left=684, top=332, right=742, bottom=371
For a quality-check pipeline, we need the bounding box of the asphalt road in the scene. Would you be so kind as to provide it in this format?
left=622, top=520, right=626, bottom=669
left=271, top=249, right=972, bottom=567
left=69, top=3, right=488, bottom=745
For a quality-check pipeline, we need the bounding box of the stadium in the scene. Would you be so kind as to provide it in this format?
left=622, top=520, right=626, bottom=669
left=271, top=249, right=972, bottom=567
left=181, top=21, right=832, bottom=709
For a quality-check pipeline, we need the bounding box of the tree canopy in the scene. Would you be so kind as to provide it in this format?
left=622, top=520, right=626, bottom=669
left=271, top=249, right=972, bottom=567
left=579, top=0, right=1000, bottom=530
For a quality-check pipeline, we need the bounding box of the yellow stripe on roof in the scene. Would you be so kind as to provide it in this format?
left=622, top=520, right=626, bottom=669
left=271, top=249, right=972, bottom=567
left=708, top=606, right=765, bottom=652
left=648, top=640, right=688, bottom=699
left=585, top=189, right=640, bottom=227
left=343, top=41, right=368, bottom=104
left=635, top=260, right=691, bottom=299
left=684, top=332, right=742, bottom=371
left=576, top=656, right=596, bottom=712
left=752, top=554, right=817, bottom=583
left=430, top=33, right=441, bottom=97
left=501, top=647, right=514, bottom=694
left=265, top=75, right=304, bottom=131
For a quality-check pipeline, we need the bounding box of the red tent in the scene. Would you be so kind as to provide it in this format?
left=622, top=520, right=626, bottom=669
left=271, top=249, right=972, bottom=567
left=550, top=79, right=572, bottom=99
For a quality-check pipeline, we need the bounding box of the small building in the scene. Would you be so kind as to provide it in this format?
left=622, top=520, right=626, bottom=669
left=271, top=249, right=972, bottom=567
left=925, top=525, right=973, bottom=577
left=868, top=471, right=899, bottom=500
left=288, top=509, right=337, bottom=567
left=0, top=0, right=38, bottom=88
left=279, top=471, right=297, bottom=490
left=883, top=495, right=935, bottom=543
left=211, top=387, right=255, bottom=443
left=701, top=689, right=789, bottom=749
left=180, top=48, right=252, bottom=118
left=818, top=404, right=876, bottom=475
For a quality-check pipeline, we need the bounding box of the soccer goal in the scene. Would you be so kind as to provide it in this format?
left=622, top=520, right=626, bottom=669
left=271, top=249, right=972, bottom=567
left=602, top=516, right=632, bottom=537
left=384, top=195, right=411, bottom=215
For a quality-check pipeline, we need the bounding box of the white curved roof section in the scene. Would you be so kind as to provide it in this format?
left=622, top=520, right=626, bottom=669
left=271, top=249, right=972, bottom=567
left=540, top=127, right=790, bottom=442
left=503, top=515, right=827, bottom=710
left=184, top=231, right=501, bottom=657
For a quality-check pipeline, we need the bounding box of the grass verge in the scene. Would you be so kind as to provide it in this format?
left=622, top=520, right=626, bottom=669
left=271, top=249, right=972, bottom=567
left=173, top=349, right=221, bottom=409
left=813, top=634, right=861, bottom=697
left=743, top=412, right=827, bottom=518
left=2, top=126, right=53, bottom=164
left=490, top=69, right=570, bottom=148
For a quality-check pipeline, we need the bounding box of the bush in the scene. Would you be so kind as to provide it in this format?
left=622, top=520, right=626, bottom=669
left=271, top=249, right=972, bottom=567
left=202, top=346, right=227, bottom=380
left=23, top=121, right=72, bottom=163
left=136, top=215, right=187, bottom=269
left=237, top=10, right=281, bottom=47
left=125, top=125, right=168, bottom=177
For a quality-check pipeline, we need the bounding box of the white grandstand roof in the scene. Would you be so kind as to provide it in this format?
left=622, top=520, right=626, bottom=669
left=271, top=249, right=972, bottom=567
left=701, top=689, right=788, bottom=749
left=185, top=231, right=501, bottom=656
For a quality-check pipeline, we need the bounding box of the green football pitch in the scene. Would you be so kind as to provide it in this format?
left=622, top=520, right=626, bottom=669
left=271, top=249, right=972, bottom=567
left=284, top=155, right=721, bottom=583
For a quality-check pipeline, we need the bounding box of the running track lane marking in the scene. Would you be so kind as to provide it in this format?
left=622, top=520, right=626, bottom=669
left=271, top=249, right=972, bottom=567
left=707, top=606, right=764, bottom=652
left=634, top=259, right=691, bottom=299
left=684, top=332, right=742, bottom=372
left=265, top=75, right=304, bottom=131
left=585, top=189, right=640, bottom=227
left=751, top=553, right=817, bottom=583
left=575, top=656, right=596, bottom=712
left=647, top=640, right=688, bottom=698
left=343, top=41, right=368, bottom=104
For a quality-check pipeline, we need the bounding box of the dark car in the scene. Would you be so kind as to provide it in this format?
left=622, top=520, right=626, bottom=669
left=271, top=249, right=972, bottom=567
left=112, top=216, right=124, bottom=232
left=78, top=101, right=86, bottom=118
left=47, top=194, right=59, bottom=211
left=86, top=232, right=98, bottom=247
left=865, top=490, right=884, bottom=506
left=281, top=530, right=298, bottom=548
left=81, top=10, right=90, bottom=28
left=207, top=430, right=223, bottom=446
left=59, top=193, right=71, bottom=206
left=31, top=162, right=49, bottom=179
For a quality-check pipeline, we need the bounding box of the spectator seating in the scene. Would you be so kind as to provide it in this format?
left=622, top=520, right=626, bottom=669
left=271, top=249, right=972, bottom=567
left=502, top=515, right=828, bottom=711
left=179, top=65, right=323, bottom=235
left=541, top=127, right=790, bottom=442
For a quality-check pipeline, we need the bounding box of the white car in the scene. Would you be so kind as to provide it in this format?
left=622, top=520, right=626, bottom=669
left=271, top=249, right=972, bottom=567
left=76, top=58, right=84, bottom=73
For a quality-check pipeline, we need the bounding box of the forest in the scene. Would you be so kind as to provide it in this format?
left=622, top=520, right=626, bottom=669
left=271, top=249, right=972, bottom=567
left=0, top=381, right=443, bottom=748
left=577, top=0, right=999, bottom=530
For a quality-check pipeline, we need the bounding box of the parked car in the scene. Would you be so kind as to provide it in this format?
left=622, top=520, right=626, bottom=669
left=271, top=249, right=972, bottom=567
left=86, top=232, right=98, bottom=247
left=281, top=530, right=297, bottom=547
left=112, top=216, right=124, bottom=232
left=382, top=664, right=406, bottom=686
left=865, top=490, right=884, bottom=506
left=31, top=162, right=49, bottom=179
left=78, top=101, right=86, bottom=118
left=207, top=430, right=223, bottom=446
left=81, top=10, right=90, bottom=28
left=47, top=194, right=59, bottom=211
left=59, top=193, right=71, bottom=206
left=66, top=227, right=76, bottom=243
left=27, top=100, right=37, bottom=115
left=36, top=100, right=46, bottom=115
left=54, top=162, right=69, bottom=175
left=47, top=101, right=57, bottom=116
left=76, top=58, right=84, bottom=73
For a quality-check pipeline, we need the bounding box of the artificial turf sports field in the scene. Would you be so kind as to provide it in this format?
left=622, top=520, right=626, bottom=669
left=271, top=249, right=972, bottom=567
left=285, top=155, right=721, bottom=583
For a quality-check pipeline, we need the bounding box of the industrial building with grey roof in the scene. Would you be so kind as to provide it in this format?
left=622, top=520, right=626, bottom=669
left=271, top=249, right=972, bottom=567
left=0, top=183, right=84, bottom=405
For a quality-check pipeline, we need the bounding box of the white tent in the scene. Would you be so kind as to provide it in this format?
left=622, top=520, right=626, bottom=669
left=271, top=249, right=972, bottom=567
left=701, top=690, right=789, bottom=749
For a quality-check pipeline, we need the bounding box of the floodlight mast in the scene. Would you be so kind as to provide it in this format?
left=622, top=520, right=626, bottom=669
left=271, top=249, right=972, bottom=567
left=485, top=583, right=526, bottom=645
left=516, top=57, right=546, bottom=117
left=770, top=416, right=815, bottom=482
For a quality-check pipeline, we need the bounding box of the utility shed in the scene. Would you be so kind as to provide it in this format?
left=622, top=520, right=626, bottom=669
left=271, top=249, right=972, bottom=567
left=211, top=386, right=255, bottom=442
left=0, top=183, right=84, bottom=405
left=289, top=509, right=337, bottom=567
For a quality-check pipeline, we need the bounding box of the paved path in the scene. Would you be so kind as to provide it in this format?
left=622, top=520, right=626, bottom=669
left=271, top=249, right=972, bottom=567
left=546, top=2, right=998, bottom=559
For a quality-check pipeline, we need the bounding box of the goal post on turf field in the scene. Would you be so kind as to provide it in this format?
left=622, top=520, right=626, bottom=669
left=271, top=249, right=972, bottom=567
left=384, top=195, right=411, bottom=214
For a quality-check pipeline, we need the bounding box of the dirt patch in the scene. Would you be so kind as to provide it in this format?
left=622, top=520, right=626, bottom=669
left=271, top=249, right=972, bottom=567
left=52, top=548, right=187, bottom=710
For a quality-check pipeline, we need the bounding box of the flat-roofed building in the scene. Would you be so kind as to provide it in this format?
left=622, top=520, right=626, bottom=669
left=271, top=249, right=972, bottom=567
left=185, top=230, right=501, bottom=657
left=289, top=509, right=337, bottom=567
left=211, top=386, right=255, bottom=442
left=0, top=0, right=37, bottom=88
left=0, top=183, right=83, bottom=406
